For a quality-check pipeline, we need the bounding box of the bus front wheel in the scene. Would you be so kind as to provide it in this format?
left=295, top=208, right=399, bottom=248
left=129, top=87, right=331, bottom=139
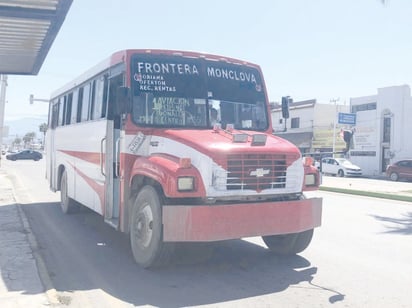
left=130, top=185, right=174, bottom=268
left=262, top=229, right=314, bottom=255
left=60, top=170, right=79, bottom=214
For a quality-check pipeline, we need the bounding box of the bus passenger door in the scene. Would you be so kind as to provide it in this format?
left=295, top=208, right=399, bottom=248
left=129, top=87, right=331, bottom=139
left=46, top=102, right=59, bottom=191
left=103, top=73, right=123, bottom=228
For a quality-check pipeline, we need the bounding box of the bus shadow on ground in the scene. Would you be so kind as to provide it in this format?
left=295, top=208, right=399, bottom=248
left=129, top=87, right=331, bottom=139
left=22, top=202, right=342, bottom=307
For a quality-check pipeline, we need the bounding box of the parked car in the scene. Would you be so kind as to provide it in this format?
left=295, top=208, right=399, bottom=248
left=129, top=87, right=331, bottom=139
left=321, top=157, right=362, bottom=177
left=386, top=159, right=412, bottom=181
left=6, top=150, right=43, bottom=161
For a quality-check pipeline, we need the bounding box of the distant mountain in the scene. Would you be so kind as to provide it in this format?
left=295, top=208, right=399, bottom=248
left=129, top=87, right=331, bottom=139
left=3, top=116, right=48, bottom=144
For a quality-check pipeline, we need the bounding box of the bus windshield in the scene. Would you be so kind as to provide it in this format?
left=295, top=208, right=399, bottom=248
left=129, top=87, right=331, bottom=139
left=130, top=54, right=269, bottom=130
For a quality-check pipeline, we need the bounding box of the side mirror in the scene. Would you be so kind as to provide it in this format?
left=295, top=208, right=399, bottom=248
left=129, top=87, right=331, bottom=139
left=114, top=86, right=130, bottom=116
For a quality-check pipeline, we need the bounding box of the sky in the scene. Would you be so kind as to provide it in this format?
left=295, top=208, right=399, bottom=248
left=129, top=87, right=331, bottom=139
left=4, top=0, right=412, bottom=121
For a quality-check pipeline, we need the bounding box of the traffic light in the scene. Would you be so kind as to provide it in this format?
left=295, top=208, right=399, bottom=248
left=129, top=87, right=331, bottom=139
left=342, top=130, right=353, bottom=153
left=281, top=96, right=292, bottom=119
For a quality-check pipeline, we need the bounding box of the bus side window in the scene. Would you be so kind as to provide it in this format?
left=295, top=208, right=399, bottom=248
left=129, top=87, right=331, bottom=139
left=91, top=76, right=107, bottom=120
left=76, top=87, right=83, bottom=123
left=80, top=83, right=91, bottom=122
left=101, top=75, right=108, bottom=118
left=70, top=89, right=78, bottom=124
left=65, top=93, right=73, bottom=125
left=51, top=101, right=59, bottom=129
left=58, top=97, right=64, bottom=126
left=107, top=74, right=124, bottom=121
left=90, top=80, right=96, bottom=120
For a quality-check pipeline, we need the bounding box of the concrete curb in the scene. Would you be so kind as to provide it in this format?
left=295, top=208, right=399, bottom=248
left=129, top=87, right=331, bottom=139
left=6, top=171, right=61, bottom=306
left=16, top=204, right=61, bottom=306
left=320, top=186, right=412, bottom=203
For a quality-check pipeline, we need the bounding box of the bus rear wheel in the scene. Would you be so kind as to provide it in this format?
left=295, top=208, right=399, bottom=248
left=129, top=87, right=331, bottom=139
left=60, top=170, right=79, bottom=214
left=262, top=229, right=314, bottom=255
left=130, top=185, right=174, bottom=268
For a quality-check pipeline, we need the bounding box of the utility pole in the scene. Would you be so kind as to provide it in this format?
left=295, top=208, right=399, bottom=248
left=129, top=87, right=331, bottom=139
left=0, top=75, right=8, bottom=167
left=330, top=97, right=339, bottom=157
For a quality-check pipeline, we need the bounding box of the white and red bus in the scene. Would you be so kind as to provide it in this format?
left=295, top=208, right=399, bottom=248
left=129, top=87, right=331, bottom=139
left=45, top=49, right=322, bottom=268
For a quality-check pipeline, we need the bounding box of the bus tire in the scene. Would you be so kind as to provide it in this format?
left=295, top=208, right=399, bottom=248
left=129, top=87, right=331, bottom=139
left=130, top=185, right=174, bottom=268
left=262, top=229, right=314, bottom=255
left=60, top=170, right=79, bottom=214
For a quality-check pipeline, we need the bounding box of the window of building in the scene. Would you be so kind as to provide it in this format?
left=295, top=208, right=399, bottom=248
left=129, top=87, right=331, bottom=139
left=383, top=117, right=391, bottom=143
left=351, top=102, right=377, bottom=113
left=291, top=117, right=300, bottom=128
left=279, top=118, right=283, bottom=124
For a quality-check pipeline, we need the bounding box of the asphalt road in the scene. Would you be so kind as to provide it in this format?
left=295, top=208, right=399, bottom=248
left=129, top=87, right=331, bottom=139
left=3, top=158, right=412, bottom=307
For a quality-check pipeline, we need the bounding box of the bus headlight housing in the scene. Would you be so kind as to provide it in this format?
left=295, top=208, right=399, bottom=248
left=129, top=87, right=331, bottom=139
left=177, top=177, right=194, bottom=191
left=305, top=174, right=316, bottom=186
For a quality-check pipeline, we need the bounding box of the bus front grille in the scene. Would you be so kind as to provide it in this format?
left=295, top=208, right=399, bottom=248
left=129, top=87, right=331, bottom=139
left=226, top=154, right=287, bottom=191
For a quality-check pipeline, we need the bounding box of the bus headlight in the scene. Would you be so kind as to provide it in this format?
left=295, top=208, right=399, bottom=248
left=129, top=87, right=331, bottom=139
left=305, top=174, right=316, bottom=186
left=177, top=177, right=194, bottom=191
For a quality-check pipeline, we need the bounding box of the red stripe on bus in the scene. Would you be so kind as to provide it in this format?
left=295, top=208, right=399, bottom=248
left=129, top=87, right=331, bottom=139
left=60, top=150, right=102, bottom=165
left=68, top=162, right=105, bottom=214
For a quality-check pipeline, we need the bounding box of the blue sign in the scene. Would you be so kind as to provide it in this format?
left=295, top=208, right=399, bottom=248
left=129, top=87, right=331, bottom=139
left=338, top=112, right=356, bottom=125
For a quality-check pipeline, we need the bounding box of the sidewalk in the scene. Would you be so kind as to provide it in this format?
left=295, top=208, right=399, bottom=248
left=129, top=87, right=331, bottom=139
left=0, top=169, right=52, bottom=307
left=320, top=174, right=412, bottom=202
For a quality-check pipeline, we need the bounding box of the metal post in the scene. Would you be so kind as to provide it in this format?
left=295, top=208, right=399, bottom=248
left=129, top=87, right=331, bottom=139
left=330, top=98, right=339, bottom=157
left=0, top=75, right=8, bottom=166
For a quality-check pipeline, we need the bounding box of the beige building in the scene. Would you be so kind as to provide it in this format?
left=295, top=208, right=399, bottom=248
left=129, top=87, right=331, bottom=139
left=271, top=99, right=349, bottom=155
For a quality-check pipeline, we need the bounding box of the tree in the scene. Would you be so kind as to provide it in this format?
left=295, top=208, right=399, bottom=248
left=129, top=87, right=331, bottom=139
left=12, top=137, right=22, bottom=149
left=39, top=122, right=48, bottom=148
left=23, top=132, right=36, bottom=148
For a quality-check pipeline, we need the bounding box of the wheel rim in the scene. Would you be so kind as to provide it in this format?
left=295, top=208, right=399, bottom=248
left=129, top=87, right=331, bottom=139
left=390, top=173, right=398, bottom=181
left=134, top=203, right=154, bottom=248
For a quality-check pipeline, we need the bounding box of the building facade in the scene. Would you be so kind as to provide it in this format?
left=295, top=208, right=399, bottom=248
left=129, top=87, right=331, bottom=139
left=349, top=85, right=412, bottom=176
left=271, top=99, right=349, bottom=155
left=271, top=85, right=412, bottom=177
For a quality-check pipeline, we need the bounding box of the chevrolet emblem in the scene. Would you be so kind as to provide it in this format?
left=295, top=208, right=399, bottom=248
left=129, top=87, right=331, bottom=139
left=250, top=168, right=270, bottom=177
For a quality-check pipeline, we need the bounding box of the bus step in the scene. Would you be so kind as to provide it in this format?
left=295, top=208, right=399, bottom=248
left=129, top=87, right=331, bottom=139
left=105, top=218, right=119, bottom=229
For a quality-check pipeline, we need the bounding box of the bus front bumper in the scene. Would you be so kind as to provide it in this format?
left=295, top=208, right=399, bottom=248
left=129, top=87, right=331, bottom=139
left=162, top=197, right=322, bottom=242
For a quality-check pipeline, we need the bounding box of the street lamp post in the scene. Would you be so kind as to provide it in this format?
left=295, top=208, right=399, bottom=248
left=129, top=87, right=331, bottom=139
left=330, top=98, right=339, bottom=156
left=29, top=94, right=49, bottom=104
left=29, top=95, right=49, bottom=151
